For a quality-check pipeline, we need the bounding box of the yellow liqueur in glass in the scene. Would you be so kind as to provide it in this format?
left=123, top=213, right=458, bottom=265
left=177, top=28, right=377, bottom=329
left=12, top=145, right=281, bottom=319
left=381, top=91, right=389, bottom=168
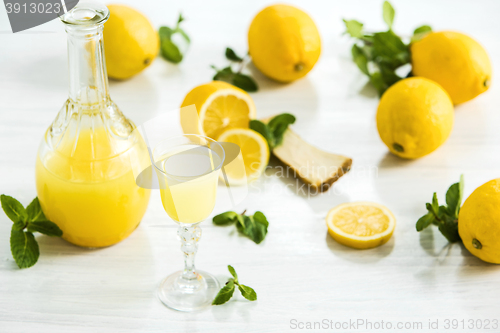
left=153, top=135, right=225, bottom=312
left=156, top=145, right=222, bottom=224
left=35, top=2, right=151, bottom=248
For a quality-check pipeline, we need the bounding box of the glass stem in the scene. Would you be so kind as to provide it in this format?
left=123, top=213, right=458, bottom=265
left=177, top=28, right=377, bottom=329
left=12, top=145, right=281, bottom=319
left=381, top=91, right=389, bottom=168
left=178, top=223, right=201, bottom=281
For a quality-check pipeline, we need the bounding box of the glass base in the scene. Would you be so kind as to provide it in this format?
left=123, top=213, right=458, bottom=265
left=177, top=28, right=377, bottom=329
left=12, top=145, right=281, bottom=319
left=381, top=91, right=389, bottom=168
left=157, top=270, right=220, bottom=312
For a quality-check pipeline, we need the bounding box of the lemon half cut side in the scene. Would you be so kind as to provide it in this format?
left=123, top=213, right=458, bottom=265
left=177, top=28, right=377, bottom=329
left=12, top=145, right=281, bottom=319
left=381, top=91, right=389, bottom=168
left=217, top=128, right=270, bottom=185
left=180, top=81, right=256, bottom=140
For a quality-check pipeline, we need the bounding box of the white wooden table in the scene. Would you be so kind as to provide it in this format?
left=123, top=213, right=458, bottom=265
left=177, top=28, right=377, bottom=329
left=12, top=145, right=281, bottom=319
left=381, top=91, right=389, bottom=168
left=1, top=1, right=500, bottom=332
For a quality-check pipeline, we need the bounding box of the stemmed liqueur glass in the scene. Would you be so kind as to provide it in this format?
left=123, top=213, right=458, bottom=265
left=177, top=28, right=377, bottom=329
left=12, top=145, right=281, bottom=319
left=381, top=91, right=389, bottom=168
left=153, top=134, right=225, bottom=312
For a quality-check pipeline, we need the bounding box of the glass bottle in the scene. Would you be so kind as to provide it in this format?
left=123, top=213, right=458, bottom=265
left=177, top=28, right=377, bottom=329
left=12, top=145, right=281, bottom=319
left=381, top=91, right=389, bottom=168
left=35, top=1, right=151, bottom=247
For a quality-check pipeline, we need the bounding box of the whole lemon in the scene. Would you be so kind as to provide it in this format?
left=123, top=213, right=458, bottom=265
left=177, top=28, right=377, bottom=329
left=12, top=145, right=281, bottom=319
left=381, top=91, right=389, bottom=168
left=411, top=31, right=492, bottom=105
left=248, top=4, right=321, bottom=83
left=376, top=77, right=454, bottom=159
left=104, top=4, right=159, bottom=80
left=459, top=179, right=500, bottom=264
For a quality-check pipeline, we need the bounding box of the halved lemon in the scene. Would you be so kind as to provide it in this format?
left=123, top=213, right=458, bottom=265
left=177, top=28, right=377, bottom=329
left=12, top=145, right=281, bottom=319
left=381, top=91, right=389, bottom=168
left=180, top=81, right=256, bottom=140
left=326, top=202, right=396, bottom=249
left=217, top=128, right=270, bottom=184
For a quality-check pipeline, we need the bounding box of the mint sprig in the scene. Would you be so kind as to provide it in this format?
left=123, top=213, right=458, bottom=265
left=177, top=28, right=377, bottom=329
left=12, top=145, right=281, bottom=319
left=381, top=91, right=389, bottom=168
left=250, top=113, right=296, bottom=150
left=411, top=25, right=432, bottom=43
left=159, top=13, right=190, bottom=64
left=1, top=195, right=63, bottom=268
left=211, top=47, right=258, bottom=92
left=415, top=175, right=464, bottom=243
left=343, top=1, right=432, bottom=96
left=213, top=210, right=269, bottom=244
left=212, top=265, right=257, bottom=305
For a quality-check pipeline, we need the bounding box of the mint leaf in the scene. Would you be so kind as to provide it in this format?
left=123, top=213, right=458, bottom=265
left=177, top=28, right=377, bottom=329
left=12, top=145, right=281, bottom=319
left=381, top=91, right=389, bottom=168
left=232, top=73, right=258, bottom=92
left=416, top=213, right=434, bottom=231
left=10, top=229, right=39, bottom=269
left=160, top=37, right=183, bottom=64
left=431, top=192, right=439, bottom=213
left=212, top=66, right=258, bottom=92
left=411, top=25, right=432, bottom=42
left=212, top=279, right=235, bottom=305
left=240, top=213, right=268, bottom=244
left=3, top=195, right=63, bottom=269
left=343, top=3, right=420, bottom=96
left=227, top=265, right=238, bottom=282
left=213, top=265, right=257, bottom=305
left=382, top=1, right=395, bottom=29
left=249, top=113, right=295, bottom=150
left=372, top=31, right=409, bottom=68
left=413, top=25, right=432, bottom=35
left=351, top=44, right=369, bottom=76
left=268, top=113, right=296, bottom=147
left=177, top=28, right=190, bottom=43
left=437, top=205, right=449, bottom=220
left=213, top=211, right=239, bottom=225
left=159, top=14, right=190, bottom=64
left=378, top=62, right=403, bottom=87
left=445, top=182, right=461, bottom=218
left=212, top=65, right=233, bottom=80
left=177, top=12, right=185, bottom=25
left=1, top=194, right=27, bottom=224
left=214, top=210, right=269, bottom=244
left=27, top=221, right=63, bottom=237
left=250, top=120, right=273, bottom=150
left=343, top=19, right=364, bottom=38
left=369, top=72, right=387, bottom=96
left=238, top=284, right=257, bottom=301
left=213, top=46, right=258, bottom=92
left=438, top=215, right=460, bottom=243
left=225, top=48, right=244, bottom=62
left=159, top=26, right=173, bottom=39
left=416, top=176, right=463, bottom=243
left=235, top=214, right=247, bottom=232
left=26, top=197, right=46, bottom=222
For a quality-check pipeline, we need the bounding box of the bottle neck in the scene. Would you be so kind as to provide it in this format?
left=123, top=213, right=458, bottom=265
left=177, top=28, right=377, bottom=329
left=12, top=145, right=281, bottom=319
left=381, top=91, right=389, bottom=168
left=66, top=24, right=109, bottom=104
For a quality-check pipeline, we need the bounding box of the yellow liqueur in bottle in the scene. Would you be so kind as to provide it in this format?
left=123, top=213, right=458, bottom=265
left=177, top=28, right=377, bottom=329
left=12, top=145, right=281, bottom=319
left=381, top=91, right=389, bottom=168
left=35, top=2, right=151, bottom=247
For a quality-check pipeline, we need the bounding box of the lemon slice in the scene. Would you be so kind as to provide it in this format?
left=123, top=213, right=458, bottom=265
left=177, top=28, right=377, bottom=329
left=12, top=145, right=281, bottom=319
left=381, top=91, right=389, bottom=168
left=217, top=128, right=270, bottom=184
left=326, top=202, right=396, bottom=249
left=180, top=81, right=256, bottom=139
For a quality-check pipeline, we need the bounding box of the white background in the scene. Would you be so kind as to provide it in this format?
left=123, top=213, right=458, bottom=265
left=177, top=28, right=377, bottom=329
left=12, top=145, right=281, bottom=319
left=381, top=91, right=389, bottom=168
left=1, top=0, right=500, bottom=332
